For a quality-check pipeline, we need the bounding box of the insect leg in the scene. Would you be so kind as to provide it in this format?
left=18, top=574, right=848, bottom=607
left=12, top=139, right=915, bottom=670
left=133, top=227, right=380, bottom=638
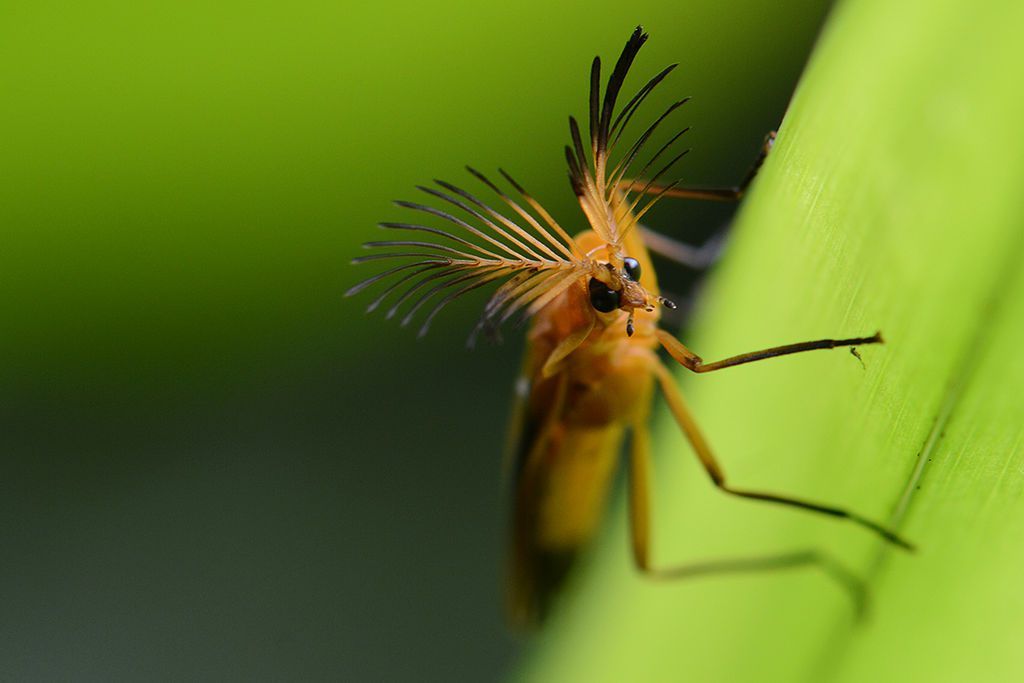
left=540, top=309, right=595, bottom=378
left=627, top=411, right=869, bottom=609
left=656, top=328, right=883, bottom=373
left=627, top=418, right=653, bottom=570
left=624, top=132, right=775, bottom=272
left=649, top=361, right=913, bottom=550
left=619, top=131, right=776, bottom=202
left=638, top=225, right=725, bottom=269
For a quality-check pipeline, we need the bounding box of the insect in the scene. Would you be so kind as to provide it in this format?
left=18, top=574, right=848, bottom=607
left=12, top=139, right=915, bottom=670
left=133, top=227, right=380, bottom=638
left=347, top=27, right=912, bottom=627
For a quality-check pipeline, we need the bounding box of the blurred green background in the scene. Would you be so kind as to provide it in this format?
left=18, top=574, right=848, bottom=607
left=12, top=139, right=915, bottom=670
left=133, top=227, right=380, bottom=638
left=1, top=1, right=832, bottom=680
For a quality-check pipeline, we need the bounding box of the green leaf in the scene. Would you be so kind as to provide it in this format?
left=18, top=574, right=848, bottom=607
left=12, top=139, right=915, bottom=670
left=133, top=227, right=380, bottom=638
left=517, top=0, right=1024, bottom=680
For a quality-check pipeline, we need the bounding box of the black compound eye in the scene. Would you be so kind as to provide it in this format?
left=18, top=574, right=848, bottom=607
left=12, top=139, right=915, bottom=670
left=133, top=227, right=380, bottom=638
left=588, top=278, right=621, bottom=313
left=623, top=256, right=642, bottom=282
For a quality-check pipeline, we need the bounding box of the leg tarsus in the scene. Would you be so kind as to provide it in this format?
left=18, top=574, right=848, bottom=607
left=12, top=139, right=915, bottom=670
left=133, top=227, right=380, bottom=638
left=721, top=486, right=915, bottom=552
left=656, top=329, right=884, bottom=374
left=620, top=131, right=776, bottom=203
left=639, top=225, right=727, bottom=269
left=639, top=548, right=869, bottom=618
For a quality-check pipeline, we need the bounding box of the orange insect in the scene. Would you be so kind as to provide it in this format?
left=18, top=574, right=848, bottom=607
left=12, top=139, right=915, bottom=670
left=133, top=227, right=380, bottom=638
left=347, top=27, right=912, bottom=627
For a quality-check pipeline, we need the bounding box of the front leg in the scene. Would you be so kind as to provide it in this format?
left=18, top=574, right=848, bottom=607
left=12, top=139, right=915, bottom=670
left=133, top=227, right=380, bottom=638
left=656, top=329, right=883, bottom=373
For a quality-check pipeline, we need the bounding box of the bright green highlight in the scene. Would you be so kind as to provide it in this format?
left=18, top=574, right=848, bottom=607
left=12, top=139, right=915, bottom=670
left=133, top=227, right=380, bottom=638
left=519, top=0, right=1024, bottom=681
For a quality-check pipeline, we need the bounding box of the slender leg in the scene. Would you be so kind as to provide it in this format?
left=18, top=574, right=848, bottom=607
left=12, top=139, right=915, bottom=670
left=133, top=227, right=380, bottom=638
left=656, top=329, right=883, bottom=374
left=649, top=361, right=913, bottom=550
left=627, top=416, right=869, bottom=611
left=621, top=131, right=776, bottom=202
left=628, top=419, right=653, bottom=571
left=540, top=309, right=595, bottom=378
left=639, top=225, right=726, bottom=269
